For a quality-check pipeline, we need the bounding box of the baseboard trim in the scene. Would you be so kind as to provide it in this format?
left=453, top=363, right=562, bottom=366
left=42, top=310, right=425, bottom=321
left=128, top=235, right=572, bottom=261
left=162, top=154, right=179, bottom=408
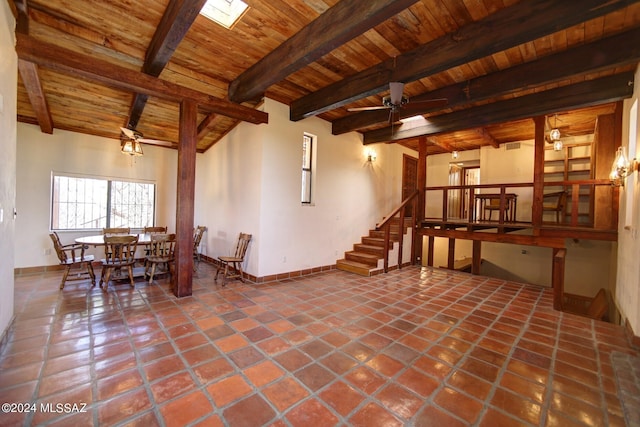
left=200, top=255, right=337, bottom=284
left=16, top=258, right=413, bottom=285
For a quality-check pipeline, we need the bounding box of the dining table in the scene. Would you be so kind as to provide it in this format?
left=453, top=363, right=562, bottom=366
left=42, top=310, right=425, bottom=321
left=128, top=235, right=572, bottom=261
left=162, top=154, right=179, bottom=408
left=474, top=193, right=518, bottom=222
left=75, top=233, right=155, bottom=281
left=75, top=233, right=154, bottom=246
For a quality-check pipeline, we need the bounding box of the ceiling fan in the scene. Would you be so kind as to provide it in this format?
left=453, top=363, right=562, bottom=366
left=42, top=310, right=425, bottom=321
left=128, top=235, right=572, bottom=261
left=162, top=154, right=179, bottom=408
left=120, top=127, right=174, bottom=155
left=347, top=82, right=448, bottom=122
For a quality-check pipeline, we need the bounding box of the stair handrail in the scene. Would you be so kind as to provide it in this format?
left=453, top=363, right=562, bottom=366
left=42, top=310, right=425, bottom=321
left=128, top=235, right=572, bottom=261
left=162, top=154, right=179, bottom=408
left=376, top=190, right=419, bottom=273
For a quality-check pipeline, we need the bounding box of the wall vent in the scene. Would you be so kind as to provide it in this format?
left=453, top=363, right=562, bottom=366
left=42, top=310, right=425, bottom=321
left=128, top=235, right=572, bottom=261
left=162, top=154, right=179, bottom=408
left=505, top=142, right=521, bottom=150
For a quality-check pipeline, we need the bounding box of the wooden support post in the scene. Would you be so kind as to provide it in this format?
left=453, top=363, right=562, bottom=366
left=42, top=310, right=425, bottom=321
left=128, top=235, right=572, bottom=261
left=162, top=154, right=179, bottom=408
left=472, top=240, right=482, bottom=275
left=447, top=238, right=455, bottom=270
left=383, top=224, right=390, bottom=273
left=552, top=248, right=566, bottom=311
left=415, top=137, right=427, bottom=264
left=532, top=115, right=545, bottom=233
left=174, top=99, right=197, bottom=297
left=427, top=236, right=434, bottom=267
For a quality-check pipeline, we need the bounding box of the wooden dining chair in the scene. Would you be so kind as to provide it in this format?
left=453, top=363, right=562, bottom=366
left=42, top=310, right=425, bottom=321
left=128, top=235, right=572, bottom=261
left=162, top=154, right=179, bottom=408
left=49, top=232, right=96, bottom=289
left=215, top=233, right=251, bottom=285
left=142, top=226, right=167, bottom=256
left=193, top=225, right=207, bottom=270
left=100, top=235, right=138, bottom=290
left=543, top=191, right=567, bottom=224
left=145, top=233, right=176, bottom=283
left=484, top=198, right=509, bottom=221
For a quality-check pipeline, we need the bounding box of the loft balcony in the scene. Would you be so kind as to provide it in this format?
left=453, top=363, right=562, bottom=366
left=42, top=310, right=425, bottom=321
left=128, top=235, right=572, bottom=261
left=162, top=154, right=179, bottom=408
left=420, top=180, right=618, bottom=242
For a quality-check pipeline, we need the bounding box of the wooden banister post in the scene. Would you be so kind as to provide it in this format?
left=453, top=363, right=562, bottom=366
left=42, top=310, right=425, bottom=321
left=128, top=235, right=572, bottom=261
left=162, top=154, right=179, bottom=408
left=532, top=116, right=546, bottom=233
left=415, top=137, right=427, bottom=264
left=552, top=248, right=566, bottom=311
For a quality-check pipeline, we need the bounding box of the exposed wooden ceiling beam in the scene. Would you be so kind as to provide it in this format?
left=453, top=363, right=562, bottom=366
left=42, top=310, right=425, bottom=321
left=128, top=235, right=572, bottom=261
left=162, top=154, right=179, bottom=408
left=18, top=59, right=53, bottom=134
left=292, top=0, right=635, bottom=122
left=197, top=113, right=218, bottom=139
left=14, top=0, right=54, bottom=134
left=426, top=137, right=453, bottom=152
left=127, top=0, right=207, bottom=130
left=12, top=0, right=28, bottom=33
left=363, top=72, right=635, bottom=145
left=332, top=26, right=640, bottom=135
left=473, top=128, right=499, bottom=149
left=228, top=0, right=420, bottom=104
left=15, top=33, right=268, bottom=125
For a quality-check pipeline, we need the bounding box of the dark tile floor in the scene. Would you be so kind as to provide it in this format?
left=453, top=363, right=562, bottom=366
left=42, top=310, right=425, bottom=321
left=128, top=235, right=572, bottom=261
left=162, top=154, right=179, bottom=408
left=1, top=263, right=639, bottom=426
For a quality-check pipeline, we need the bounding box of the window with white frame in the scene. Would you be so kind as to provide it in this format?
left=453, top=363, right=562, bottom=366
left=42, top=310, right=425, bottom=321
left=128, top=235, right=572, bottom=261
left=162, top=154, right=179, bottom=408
left=51, top=174, right=156, bottom=230
left=301, top=133, right=315, bottom=204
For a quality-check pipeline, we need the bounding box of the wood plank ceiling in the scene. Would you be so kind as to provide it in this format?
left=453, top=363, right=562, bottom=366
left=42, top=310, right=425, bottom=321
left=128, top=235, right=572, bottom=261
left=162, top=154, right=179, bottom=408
left=12, top=0, right=640, bottom=155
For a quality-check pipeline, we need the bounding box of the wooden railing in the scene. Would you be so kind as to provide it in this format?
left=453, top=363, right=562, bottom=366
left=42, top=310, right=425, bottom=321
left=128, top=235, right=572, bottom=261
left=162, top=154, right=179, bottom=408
left=423, top=179, right=617, bottom=232
left=376, top=190, right=419, bottom=273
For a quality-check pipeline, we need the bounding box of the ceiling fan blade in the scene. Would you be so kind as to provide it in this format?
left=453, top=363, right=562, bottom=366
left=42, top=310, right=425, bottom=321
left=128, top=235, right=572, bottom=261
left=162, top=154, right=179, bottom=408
left=348, top=106, right=389, bottom=112
left=409, top=98, right=448, bottom=108
left=138, top=137, right=175, bottom=148
left=389, top=82, right=404, bottom=106
left=120, top=127, right=136, bottom=139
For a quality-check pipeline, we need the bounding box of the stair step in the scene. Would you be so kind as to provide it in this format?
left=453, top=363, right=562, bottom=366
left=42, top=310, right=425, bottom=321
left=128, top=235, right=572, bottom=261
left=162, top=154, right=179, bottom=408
left=336, top=259, right=375, bottom=276
left=369, top=229, right=400, bottom=241
left=362, top=236, right=385, bottom=247
left=354, top=243, right=385, bottom=257
left=345, top=251, right=379, bottom=266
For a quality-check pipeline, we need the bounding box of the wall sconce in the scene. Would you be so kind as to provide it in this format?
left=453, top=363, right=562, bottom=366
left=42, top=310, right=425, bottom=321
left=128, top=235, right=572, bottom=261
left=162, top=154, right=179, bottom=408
left=609, top=146, right=634, bottom=186
left=366, top=149, right=377, bottom=162
left=452, top=150, right=459, bottom=159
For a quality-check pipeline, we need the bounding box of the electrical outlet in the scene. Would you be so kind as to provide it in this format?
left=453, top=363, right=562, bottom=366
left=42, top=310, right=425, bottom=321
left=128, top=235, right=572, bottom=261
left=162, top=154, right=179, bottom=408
left=282, top=256, right=286, bottom=263
left=43, top=248, right=51, bottom=256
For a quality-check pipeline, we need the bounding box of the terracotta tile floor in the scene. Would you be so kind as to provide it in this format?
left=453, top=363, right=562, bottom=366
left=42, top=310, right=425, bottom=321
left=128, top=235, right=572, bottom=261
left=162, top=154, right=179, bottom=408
left=1, top=263, right=639, bottom=426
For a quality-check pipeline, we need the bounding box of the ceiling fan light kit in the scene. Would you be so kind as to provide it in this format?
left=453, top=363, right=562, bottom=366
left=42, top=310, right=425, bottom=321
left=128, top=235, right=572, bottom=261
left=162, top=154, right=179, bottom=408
left=121, top=138, right=144, bottom=156
left=120, top=127, right=144, bottom=156
left=347, top=82, right=447, bottom=123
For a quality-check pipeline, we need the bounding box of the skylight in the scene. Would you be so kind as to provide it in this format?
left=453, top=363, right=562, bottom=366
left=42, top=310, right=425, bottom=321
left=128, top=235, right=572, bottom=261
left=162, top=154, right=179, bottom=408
left=200, top=0, right=248, bottom=29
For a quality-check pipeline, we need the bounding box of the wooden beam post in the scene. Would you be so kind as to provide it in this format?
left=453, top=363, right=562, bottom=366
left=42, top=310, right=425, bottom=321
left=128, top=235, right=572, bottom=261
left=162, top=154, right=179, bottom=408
left=552, top=248, right=566, bottom=311
left=532, top=115, right=546, bottom=232
left=174, top=99, right=197, bottom=297
left=447, top=238, right=455, bottom=270
left=415, top=137, right=427, bottom=264
left=427, top=236, right=434, bottom=267
left=472, top=240, right=482, bottom=275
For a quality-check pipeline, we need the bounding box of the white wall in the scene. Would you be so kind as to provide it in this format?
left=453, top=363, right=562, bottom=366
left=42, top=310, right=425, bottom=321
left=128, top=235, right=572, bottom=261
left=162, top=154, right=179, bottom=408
left=0, top=1, right=16, bottom=338
left=15, top=97, right=409, bottom=282
left=15, top=124, right=178, bottom=267
left=196, top=98, right=409, bottom=278
left=616, top=64, right=640, bottom=332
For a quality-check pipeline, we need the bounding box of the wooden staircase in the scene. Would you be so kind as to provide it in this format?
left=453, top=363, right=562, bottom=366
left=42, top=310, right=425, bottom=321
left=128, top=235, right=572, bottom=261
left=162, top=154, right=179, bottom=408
left=336, top=217, right=410, bottom=276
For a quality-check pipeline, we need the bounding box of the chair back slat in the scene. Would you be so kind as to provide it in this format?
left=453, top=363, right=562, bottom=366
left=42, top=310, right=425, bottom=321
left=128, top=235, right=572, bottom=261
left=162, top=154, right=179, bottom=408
left=103, top=227, right=131, bottom=236
left=193, top=226, right=207, bottom=250
left=144, top=226, right=168, bottom=234
left=234, top=233, right=252, bottom=259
